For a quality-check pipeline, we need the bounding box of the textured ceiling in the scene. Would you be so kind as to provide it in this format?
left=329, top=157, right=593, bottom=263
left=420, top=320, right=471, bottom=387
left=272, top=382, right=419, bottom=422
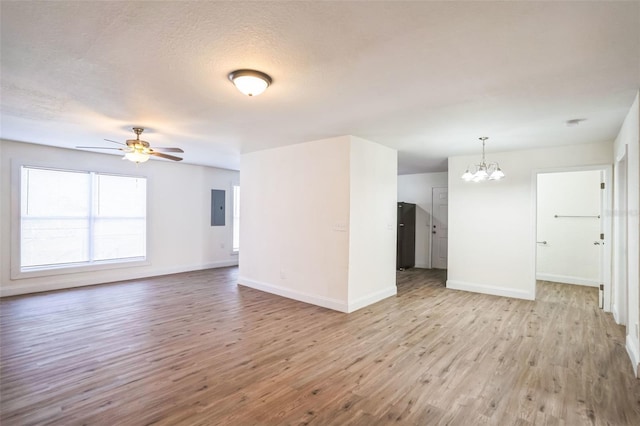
left=1, top=1, right=639, bottom=174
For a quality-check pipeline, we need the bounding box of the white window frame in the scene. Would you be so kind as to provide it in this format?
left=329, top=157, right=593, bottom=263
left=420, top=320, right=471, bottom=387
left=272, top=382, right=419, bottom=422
left=232, top=182, right=240, bottom=254
left=11, top=161, right=150, bottom=280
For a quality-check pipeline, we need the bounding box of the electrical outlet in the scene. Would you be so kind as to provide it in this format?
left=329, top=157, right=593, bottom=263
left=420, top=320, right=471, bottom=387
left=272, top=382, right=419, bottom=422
left=333, top=222, right=347, bottom=232
left=280, top=269, right=287, bottom=280
left=220, top=243, right=225, bottom=249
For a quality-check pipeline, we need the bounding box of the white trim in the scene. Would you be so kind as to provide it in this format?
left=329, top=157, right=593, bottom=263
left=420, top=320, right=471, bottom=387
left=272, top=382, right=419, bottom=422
left=348, top=286, right=397, bottom=313
left=626, top=334, right=640, bottom=378
left=238, top=277, right=349, bottom=312
left=613, top=147, right=629, bottom=327
left=0, top=260, right=239, bottom=297
left=201, top=259, right=239, bottom=269
left=535, top=273, right=599, bottom=287
left=601, top=166, right=613, bottom=312
left=612, top=303, right=621, bottom=325
left=12, top=258, right=151, bottom=280
left=231, top=183, right=240, bottom=252
left=446, top=279, right=535, bottom=300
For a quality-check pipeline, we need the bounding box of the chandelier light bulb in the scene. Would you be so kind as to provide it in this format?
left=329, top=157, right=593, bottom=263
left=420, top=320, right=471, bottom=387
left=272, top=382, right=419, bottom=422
left=489, top=167, right=505, bottom=180
left=461, top=169, right=474, bottom=181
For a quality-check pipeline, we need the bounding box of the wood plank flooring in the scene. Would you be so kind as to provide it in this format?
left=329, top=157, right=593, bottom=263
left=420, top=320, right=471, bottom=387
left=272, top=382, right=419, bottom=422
left=1, top=268, right=639, bottom=425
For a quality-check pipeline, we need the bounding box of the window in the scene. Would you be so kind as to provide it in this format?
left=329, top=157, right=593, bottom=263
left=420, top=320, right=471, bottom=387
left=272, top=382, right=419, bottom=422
left=20, top=166, right=147, bottom=272
left=232, top=184, right=240, bottom=252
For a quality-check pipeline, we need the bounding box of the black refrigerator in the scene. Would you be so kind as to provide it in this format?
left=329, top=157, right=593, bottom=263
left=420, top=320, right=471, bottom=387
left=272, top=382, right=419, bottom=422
left=397, top=202, right=416, bottom=270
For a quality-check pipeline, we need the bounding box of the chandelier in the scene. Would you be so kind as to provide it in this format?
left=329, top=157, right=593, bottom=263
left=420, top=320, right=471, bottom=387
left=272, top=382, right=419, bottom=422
left=461, top=137, right=505, bottom=182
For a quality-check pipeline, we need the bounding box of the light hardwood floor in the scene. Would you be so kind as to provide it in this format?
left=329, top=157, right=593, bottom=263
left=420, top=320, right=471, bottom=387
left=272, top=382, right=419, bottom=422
left=1, top=267, right=639, bottom=425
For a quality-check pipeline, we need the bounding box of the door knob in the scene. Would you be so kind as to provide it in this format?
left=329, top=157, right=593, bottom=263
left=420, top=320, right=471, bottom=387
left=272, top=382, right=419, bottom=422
left=593, top=241, right=601, bottom=245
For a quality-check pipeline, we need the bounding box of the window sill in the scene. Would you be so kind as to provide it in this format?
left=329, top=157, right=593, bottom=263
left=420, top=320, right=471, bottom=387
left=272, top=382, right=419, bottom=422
left=11, top=258, right=150, bottom=280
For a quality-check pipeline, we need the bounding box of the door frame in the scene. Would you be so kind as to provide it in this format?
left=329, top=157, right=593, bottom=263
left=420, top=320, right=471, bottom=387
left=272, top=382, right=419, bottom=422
left=613, top=147, right=628, bottom=326
left=532, top=164, right=612, bottom=310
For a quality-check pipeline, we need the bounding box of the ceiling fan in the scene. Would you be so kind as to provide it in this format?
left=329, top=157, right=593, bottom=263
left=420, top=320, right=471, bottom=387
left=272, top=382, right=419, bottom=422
left=77, top=127, right=183, bottom=163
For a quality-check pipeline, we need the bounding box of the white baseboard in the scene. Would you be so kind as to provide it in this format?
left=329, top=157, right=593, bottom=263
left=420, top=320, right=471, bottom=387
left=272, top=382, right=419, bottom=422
left=612, top=304, right=620, bottom=325
left=415, top=262, right=430, bottom=269
left=535, top=273, right=599, bottom=287
left=150, top=259, right=239, bottom=277
left=200, top=259, right=239, bottom=269
left=0, top=260, right=239, bottom=297
left=446, top=279, right=534, bottom=301
left=626, top=334, right=640, bottom=378
left=238, top=277, right=349, bottom=313
left=348, top=286, right=397, bottom=313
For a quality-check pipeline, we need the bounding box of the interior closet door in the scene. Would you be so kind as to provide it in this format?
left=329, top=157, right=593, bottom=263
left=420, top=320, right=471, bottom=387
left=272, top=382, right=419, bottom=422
left=431, top=187, right=448, bottom=269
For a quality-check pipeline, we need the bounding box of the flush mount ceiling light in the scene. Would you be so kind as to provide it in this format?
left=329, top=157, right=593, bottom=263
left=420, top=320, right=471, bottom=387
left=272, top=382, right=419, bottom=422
left=228, top=69, right=272, bottom=96
left=461, top=137, right=505, bottom=182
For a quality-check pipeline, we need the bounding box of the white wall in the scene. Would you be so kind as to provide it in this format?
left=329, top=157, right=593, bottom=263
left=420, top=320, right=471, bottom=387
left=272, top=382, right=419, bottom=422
left=348, top=136, right=397, bottom=311
left=0, top=140, right=239, bottom=297
left=613, top=91, right=640, bottom=377
left=536, top=170, right=601, bottom=286
left=239, top=136, right=351, bottom=310
left=397, top=172, right=448, bottom=268
left=239, top=135, right=397, bottom=313
left=447, top=141, right=612, bottom=301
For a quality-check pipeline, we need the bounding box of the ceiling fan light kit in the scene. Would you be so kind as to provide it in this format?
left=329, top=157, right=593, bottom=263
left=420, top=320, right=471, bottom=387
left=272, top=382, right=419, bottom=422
left=124, top=150, right=150, bottom=163
left=228, top=69, right=272, bottom=96
left=461, top=137, right=505, bottom=182
left=76, top=127, right=183, bottom=163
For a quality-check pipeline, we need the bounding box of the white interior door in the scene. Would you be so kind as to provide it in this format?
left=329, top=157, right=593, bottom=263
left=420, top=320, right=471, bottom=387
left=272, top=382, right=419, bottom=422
left=431, top=187, right=448, bottom=269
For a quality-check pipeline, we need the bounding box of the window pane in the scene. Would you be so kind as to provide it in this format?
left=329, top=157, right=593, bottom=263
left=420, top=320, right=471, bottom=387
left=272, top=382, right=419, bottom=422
left=22, top=167, right=89, bottom=217
left=21, top=218, right=89, bottom=267
left=96, top=174, right=146, bottom=217
left=94, top=174, right=146, bottom=261
left=93, top=219, right=146, bottom=261
left=21, top=168, right=90, bottom=267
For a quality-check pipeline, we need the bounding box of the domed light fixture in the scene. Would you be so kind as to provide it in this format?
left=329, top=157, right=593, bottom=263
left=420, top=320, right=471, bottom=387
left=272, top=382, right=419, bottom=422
left=228, top=69, right=272, bottom=96
left=124, top=150, right=150, bottom=163
left=461, top=137, right=505, bottom=182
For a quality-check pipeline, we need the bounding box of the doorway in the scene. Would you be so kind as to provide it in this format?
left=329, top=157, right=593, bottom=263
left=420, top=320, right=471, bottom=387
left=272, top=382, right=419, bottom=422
left=431, top=187, right=448, bottom=269
left=535, top=166, right=612, bottom=309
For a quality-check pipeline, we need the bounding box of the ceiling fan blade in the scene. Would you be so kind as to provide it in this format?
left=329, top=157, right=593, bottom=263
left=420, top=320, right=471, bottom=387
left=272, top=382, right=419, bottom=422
left=104, top=139, right=127, bottom=145
left=150, top=152, right=183, bottom=161
left=76, top=146, right=125, bottom=151
left=151, top=147, right=184, bottom=153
